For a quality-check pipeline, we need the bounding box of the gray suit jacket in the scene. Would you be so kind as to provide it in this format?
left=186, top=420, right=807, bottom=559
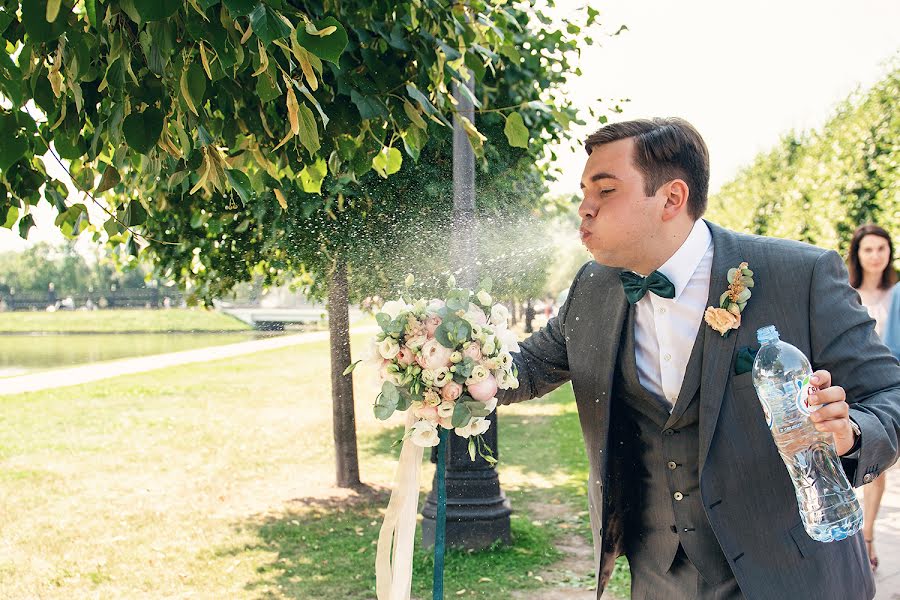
left=500, top=221, right=900, bottom=599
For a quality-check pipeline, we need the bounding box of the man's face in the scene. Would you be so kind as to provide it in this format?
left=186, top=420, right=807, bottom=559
left=578, top=138, right=665, bottom=270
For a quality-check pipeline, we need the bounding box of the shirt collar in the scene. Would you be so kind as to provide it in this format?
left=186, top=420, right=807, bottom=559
left=655, top=219, right=713, bottom=300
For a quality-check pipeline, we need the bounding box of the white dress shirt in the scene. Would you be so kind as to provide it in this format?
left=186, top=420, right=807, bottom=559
left=632, top=219, right=714, bottom=410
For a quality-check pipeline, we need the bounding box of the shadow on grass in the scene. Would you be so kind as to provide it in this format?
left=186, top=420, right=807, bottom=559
left=221, top=486, right=564, bottom=599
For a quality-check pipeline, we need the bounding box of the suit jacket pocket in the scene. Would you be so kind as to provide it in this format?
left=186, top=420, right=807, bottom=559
left=731, top=371, right=755, bottom=394
left=789, top=522, right=823, bottom=559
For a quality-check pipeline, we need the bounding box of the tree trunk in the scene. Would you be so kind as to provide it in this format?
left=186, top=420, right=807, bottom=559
left=328, top=262, right=361, bottom=488
left=508, top=300, right=517, bottom=327
left=524, top=298, right=535, bottom=334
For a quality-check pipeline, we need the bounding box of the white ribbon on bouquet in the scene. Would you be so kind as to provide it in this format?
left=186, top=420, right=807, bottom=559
left=375, top=412, right=424, bottom=600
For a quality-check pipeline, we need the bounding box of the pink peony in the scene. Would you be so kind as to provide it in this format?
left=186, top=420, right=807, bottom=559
left=441, top=380, right=463, bottom=402
left=467, top=374, right=498, bottom=402
left=396, top=346, right=415, bottom=367
left=462, top=342, right=482, bottom=362
left=417, top=339, right=454, bottom=370
left=424, top=315, right=443, bottom=339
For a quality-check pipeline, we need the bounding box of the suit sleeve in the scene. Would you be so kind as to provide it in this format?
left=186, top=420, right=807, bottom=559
left=497, top=262, right=588, bottom=405
left=809, top=250, right=900, bottom=486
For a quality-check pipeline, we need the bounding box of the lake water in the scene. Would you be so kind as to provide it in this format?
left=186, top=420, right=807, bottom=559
left=0, top=332, right=278, bottom=377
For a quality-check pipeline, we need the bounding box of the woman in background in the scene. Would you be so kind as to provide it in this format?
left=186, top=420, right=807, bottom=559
left=848, top=223, right=899, bottom=572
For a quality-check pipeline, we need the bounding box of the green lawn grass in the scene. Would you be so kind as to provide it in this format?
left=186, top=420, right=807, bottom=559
left=0, top=308, right=250, bottom=333
left=0, top=332, right=630, bottom=598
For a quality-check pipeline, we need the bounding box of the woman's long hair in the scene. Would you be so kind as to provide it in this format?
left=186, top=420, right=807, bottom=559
left=848, top=224, right=898, bottom=289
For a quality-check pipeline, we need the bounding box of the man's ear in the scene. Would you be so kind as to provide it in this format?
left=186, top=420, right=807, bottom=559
left=661, top=179, right=690, bottom=221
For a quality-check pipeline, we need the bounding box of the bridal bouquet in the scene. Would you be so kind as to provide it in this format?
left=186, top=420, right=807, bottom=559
left=366, top=275, right=520, bottom=460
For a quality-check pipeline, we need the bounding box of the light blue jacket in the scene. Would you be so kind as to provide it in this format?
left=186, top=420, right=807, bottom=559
left=881, top=283, right=900, bottom=359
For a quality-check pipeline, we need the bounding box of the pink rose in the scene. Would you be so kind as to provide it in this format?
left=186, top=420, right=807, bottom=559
left=417, top=339, right=454, bottom=370
left=415, top=405, right=438, bottom=421
left=441, top=380, right=463, bottom=402
left=424, top=315, right=443, bottom=339
left=396, top=346, right=415, bottom=367
left=467, top=374, right=498, bottom=402
left=462, top=342, right=482, bottom=362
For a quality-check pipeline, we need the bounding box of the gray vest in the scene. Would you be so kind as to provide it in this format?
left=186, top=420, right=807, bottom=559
left=613, top=306, right=736, bottom=585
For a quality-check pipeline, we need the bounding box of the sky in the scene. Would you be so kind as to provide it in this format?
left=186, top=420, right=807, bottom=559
left=2, top=0, right=899, bottom=252
left=547, top=0, right=900, bottom=197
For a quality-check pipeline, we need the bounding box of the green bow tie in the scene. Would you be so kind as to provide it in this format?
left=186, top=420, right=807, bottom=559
left=619, top=270, right=676, bottom=304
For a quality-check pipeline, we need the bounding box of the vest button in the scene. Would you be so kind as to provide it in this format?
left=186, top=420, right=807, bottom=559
left=667, top=461, right=677, bottom=470
left=673, top=491, right=684, bottom=501
left=664, top=429, right=675, bottom=436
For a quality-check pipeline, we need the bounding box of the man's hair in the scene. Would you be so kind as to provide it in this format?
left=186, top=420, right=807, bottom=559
left=584, top=118, right=710, bottom=219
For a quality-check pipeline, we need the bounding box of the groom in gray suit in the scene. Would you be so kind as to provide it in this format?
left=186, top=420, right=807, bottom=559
left=500, top=118, right=900, bottom=599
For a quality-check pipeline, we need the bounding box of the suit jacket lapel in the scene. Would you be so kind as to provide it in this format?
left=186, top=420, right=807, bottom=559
left=587, top=273, right=629, bottom=475
left=699, top=221, right=744, bottom=473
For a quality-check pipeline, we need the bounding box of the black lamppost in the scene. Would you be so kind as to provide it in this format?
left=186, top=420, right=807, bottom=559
left=421, top=68, right=511, bottom=550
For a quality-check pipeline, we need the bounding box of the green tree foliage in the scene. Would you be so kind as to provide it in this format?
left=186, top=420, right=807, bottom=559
left=0, top=0, right=608, bottom=303
left=708, top=64, right=899, bottom=257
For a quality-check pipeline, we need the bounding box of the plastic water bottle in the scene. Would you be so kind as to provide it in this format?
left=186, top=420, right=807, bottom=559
left=751, top=325, right=863, bottom=542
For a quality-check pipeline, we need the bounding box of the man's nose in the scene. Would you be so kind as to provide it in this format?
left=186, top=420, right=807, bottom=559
left=578, top=197, right=597, bottom=220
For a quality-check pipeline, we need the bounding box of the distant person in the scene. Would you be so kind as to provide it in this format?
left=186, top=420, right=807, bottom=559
left=47, top=282, right=57, bottom=310
left=848, top=224, right=900, bottom=572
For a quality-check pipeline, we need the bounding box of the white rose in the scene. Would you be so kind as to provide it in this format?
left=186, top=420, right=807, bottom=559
left=377, top=337, right=400, bottom=360
left=382, top=300, right=410, bottom=320
left=494, top=326, right=520, bottom=353
left=466, top=365, right=489, bottom=385
left=470, top=323, right=484, bottom=341
left=483, top=397, right=498, bottom=413
left=489, top=303, right=510, bottom=327
left=421, top=369, right=436, bottom=385
left=418, top=338, right=454, bottom=370
left=464, top=305, right=487, bottom=326
left=476, top=290, right=492, bottom=305
left=432, top=367, right=452, bottom=388
left=454, top=417, right=491, bottom=438
left=410, top=420, right=440, bottom=447
left=437, top=401, right=455, bottom=419
left=498, top=352, right=513, bottom=368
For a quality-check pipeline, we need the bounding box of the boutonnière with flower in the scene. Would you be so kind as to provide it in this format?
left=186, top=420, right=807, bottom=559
left=704, top=262, right=755, bottom=336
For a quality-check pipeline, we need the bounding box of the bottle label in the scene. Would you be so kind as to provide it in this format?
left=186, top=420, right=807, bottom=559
left=795, top=376, right=819, bottom=416
left=759, top=398, right=773, bottom=429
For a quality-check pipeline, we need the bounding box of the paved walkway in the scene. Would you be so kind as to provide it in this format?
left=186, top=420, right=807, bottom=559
left=0, top=325, right=379, bottom=396
left=872, top=465, right=900, bottom=599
